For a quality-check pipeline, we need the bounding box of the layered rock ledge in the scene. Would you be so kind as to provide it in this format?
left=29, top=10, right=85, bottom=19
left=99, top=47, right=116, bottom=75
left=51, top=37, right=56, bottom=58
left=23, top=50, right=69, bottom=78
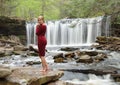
left=0, top=67, right=64, bottom=85
left=93, top=36, right=120, bottom=51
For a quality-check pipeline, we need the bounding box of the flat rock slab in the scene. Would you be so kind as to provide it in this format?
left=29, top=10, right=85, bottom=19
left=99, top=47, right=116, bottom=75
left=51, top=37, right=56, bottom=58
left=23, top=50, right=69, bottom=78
left=0, top=67, right=64, bottom=85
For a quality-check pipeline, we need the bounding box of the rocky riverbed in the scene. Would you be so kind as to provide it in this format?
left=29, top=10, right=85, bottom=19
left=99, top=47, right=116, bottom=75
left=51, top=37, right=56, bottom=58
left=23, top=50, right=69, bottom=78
left=0, top=36, right=120, bottom=85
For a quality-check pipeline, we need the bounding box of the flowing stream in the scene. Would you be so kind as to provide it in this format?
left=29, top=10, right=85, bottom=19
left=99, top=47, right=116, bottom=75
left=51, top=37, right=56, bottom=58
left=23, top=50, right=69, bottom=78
left=0, top=50, right=120, bottom=85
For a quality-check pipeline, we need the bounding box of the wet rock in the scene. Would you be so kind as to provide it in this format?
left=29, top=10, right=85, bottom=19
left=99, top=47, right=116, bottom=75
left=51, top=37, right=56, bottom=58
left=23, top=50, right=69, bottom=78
left=4, top=48, right=14, bottom=56
left=27, top=51, right=38, bottom=56
left=53, top=53, right=64, bottom=59
left=0, top=46, right=14, bottom=57
left=0, top=65, right=12, bottom=78
left=0, top=35, right=22, bottom=46
left=0, top=51, right=5, bottom=57
left=76, top=51, right=107, bottom=63
left=54, top=58, right=65, bottom=63
left=29, top=45, right=39, bottom=53
left=93, top=36, right=120, bottom=51
left=14, top=45, right=28, bottom=51
left=93, top=53, right=107, bottom=62
left=53, top=53, right=65, bottom=63
left=84, top=51, right=98, bottom=56
left=60, top=47, right=79, bottom=51
left=26, top=61, right=41, bottom=65
left=13, top=51, right=26, bottom=55
left=20, top=54, right=27, bottom=57
left=64, top=52, right=75, bottom=58
left=76, top=55, right=93, bottom=63
left=53, top=51, right=107, bottom=63
left=0, top=67, right=64, bottom=85
left=76, top=51, right=98, bottom=56
left=60, top=69, right=117, bottom=75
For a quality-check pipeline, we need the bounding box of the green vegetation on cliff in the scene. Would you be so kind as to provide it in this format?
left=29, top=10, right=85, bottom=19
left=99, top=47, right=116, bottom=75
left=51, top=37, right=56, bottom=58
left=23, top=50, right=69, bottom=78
left=0, top=0, right=120, bottom=23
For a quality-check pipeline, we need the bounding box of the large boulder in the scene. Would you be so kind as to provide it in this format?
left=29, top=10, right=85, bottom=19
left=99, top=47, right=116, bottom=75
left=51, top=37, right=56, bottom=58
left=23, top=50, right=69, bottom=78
left=76, top=55, right=93, bottom=63
left=64, top=52, right=75, bottom=58
left=0, top=67, right=64, bottom=85
left=53, top=53, right=67, bottom=63
left=0, top=65, right=12, bottom=78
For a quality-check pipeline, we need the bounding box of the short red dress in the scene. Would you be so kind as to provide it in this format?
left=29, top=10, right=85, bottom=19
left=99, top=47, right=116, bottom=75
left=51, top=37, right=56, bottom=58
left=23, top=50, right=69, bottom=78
left=36, top=24, right=47, bottom=56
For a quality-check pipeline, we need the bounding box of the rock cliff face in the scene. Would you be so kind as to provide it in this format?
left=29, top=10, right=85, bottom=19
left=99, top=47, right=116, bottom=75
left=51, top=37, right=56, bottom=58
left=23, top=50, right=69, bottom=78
left=0, top=16, right=26, bottom=44
left=111, top=24, right=120, bottom=37
left=0, top=16, right=26, bottom=35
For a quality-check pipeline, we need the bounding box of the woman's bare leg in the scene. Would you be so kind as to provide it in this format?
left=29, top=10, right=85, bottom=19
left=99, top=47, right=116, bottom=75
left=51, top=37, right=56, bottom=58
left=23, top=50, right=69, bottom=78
left=40, top=56, right=48, bottom=71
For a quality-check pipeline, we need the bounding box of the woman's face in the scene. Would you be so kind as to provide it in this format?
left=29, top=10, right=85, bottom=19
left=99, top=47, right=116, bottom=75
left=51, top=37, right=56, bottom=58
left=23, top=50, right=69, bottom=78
left=38, top=17, right=44, bottom=24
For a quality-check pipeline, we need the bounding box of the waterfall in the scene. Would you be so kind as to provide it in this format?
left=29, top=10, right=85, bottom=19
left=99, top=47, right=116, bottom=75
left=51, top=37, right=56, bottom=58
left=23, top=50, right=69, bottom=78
left=26, top=16, right=111, bottom=47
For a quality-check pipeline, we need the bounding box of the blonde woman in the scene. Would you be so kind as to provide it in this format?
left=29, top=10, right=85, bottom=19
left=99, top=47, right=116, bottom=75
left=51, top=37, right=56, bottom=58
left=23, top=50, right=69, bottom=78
left=36, top=16, right=48, bottom=72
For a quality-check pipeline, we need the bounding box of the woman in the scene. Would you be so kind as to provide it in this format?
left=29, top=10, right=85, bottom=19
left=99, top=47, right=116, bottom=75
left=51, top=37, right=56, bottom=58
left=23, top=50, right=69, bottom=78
left=36, top=16, right=48, bottom=72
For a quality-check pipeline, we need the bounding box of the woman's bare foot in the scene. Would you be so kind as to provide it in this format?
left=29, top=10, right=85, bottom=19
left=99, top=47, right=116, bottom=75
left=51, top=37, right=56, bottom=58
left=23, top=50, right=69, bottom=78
left=40, top=68, right=46, bottom=72
left=40, top=67, right=52, bottom=72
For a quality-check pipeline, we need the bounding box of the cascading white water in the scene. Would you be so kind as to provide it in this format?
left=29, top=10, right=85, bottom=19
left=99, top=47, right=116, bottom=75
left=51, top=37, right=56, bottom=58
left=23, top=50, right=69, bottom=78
left=26, top=16, right=110, bottom=47
left=66, top=74, right=118, bottom=85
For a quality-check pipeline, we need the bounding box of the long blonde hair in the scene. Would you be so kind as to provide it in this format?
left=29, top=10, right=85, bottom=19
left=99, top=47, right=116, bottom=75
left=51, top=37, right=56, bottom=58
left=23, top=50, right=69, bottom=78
left=38, top=16, right=45, bottom=23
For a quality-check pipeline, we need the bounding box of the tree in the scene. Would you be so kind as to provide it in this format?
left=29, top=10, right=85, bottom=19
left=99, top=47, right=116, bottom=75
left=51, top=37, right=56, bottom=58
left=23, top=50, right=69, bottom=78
left=58, top=0, right=120, bottom=23
left=0, top=0, right=19, bottom=16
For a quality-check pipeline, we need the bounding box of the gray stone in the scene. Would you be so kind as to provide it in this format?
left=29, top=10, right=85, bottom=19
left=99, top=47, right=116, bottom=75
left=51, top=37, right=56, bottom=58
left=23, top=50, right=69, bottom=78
left=13, top=51, right=26, bottom=55
left=14, top=45, right=28, bottom=51
left=26, top=61, right=41, bottom=65
left=64, top=52, right=75, bottom=58
left=27, top=51, right=38, bottom=56
left=60, top=47, right=79, bottom=51
left=76, top=55, right=93, bottom=63
left=0, top=67, right=64, bottom=85
left=0, top=51, right=5, bottom=57
left=0, top=65, right=12, bottom=78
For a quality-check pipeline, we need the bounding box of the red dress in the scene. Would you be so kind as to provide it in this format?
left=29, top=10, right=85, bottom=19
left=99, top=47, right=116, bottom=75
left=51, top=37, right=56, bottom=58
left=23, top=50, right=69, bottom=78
left=36, top=24, right=47, bottom=56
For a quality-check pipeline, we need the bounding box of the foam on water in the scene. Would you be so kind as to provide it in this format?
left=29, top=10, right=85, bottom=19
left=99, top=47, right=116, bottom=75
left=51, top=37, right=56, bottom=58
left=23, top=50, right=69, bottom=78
left=66, top=74, right=118, bottom=85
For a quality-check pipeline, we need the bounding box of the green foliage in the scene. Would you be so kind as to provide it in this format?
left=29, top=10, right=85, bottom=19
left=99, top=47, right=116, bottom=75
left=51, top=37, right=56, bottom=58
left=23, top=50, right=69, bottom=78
left=0, top=0, right=60, bottom=20
left=59, top=0, right=120, bottom=23
left=0, top=0, right=120, bottom=23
